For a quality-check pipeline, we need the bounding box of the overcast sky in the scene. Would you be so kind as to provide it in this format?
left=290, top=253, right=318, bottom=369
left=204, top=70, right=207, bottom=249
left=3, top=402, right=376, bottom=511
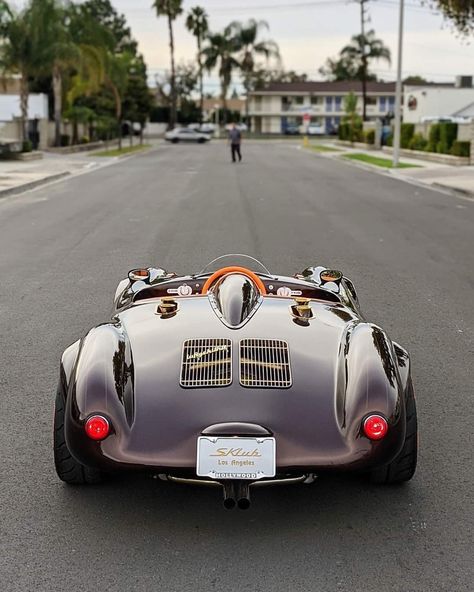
left=15, top=0, right=474, bottom=92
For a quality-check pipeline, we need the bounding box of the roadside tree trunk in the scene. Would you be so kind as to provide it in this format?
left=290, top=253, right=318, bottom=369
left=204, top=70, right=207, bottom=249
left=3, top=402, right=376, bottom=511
left=72, top=120, right=78, bottom=145
left=168, top=14, right=177, bottom=129
left=109, top=81, right=122, bottom=150
left=53, top=63, right=63, bottom=146
left=221, top=82, right=228, bottom=126
left=19, top=72, right=29, bottom=142
left=198, top=35, right=203, bottom=125
left=361, top=58, right=368, bottom=121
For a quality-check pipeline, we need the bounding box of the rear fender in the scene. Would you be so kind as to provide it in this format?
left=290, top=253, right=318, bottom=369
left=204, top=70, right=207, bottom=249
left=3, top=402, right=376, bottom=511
left=336, top=323, right=404, bottom=444
left=65, top=323, right=134, bottom=451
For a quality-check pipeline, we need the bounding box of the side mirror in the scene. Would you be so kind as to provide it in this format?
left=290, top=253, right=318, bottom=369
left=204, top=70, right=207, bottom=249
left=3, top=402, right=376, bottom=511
left=319, top=269, right=343, bottom=284
left=128, top=268, right=150, bottom=282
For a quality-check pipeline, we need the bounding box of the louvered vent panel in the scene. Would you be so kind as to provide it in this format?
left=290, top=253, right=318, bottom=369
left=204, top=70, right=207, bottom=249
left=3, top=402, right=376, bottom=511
left=239, top=339, right=292, bottom=388
left=180, top=338, right=232, bottom=387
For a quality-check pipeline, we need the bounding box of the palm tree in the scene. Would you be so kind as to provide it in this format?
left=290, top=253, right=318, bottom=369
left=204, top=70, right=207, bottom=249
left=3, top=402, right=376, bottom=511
left=201, top=27, right=240, bottom=126
left=231, top=19, right=280, bottom=124
left=341, top=30, right=391, bottom=120
left=28, top=0, right=83, bottom=146
left=104, top=50, right=133, bottom=149
left=185, top=6, right=208, bottom=124
left=153, top=0, right=183, bottom=129
left=0, top=5, right=36, bottom=142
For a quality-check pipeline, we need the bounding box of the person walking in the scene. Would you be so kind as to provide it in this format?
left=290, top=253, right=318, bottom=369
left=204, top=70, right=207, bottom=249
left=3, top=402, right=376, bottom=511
left=228, top=123, right=242, bottom=163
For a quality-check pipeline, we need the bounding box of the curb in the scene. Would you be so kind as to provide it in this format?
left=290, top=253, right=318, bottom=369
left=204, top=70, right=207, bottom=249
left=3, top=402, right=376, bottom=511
left=0, top=171, right=71, bottom=199
left=88, top=143, right=156, bottom=160
left=433, top=182, right=474, bottom=199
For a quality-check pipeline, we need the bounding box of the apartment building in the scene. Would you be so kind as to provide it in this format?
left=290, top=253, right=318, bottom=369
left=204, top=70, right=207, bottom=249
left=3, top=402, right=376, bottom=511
left=248, top=80, right=396, bottom=134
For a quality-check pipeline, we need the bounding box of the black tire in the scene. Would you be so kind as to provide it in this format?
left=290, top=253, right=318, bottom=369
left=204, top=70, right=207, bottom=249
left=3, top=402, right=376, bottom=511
left=171, top=138, right=179, bottom=144
left=198, top=138, right=205, bottom=144
left=370, top=379, right=418, bottom=484
left=53, top=390, right=102, bottom=484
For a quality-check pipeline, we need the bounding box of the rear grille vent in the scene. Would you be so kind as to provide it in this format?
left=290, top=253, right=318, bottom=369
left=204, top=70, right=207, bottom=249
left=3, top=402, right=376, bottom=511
left=180, top=338, right=232, bottom=388
left=239, top=339, right=292, bottom=388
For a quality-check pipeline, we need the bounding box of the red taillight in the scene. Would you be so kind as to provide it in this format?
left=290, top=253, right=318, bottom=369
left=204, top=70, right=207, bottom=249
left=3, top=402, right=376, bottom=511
left=363, top=414, right=388, bottom=440
left=84, top=415, right=110, bottom=441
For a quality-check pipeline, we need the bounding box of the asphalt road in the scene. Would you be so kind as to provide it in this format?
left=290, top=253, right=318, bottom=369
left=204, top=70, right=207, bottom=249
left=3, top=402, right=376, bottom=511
left=1, top=141, right=472, bottom=592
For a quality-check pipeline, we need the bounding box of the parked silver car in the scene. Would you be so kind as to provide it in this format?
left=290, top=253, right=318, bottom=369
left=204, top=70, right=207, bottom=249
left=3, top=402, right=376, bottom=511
left=165, top=128, right=211, bottom=143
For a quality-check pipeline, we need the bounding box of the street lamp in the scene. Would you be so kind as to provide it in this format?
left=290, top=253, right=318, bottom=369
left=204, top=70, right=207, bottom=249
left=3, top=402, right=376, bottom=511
left=392, top=0, right=405, bottom=168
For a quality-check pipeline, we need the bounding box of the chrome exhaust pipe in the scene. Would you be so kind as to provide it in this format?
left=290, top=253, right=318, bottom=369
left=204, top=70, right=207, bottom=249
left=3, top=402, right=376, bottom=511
left=222, top=481, right=236, bottom=510
left=236, top=481, right=251, bottom=510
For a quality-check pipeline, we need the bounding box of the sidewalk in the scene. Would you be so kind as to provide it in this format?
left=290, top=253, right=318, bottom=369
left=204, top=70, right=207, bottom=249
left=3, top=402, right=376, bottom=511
left=310, top=140, right=474, bottom=198
left=0, top=140, right=160, bottom=198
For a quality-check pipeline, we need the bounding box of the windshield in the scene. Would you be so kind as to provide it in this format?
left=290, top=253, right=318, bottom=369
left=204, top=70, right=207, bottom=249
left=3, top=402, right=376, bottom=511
left=198, top=254, right=272, bottom=276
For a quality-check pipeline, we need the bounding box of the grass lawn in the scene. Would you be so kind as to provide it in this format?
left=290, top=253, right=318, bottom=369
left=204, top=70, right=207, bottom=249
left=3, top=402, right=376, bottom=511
left=342, top=152, right=421, bottom=168
left=92, top=144, right=151, bottom=157
left=306, top=144, right=342, bottom=153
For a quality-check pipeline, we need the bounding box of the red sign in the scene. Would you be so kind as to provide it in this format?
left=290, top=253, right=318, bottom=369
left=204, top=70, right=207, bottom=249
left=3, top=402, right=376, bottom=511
left=303, top=113, right=311, bottom=122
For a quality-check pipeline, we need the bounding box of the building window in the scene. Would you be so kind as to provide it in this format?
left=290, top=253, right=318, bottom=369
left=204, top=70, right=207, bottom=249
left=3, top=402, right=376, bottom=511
left=366, top=96, right=377, bottom=105
left=295, top=96, right=304, bottom=105
left=311, top=96, right=322, bottom=105
left=325, top=96, right=333, bottom=112
left=388, top=96, right=395, bottom=108
left=380, top=96, right=386, bottom=111
left=335, top=96, right=342, bottom=111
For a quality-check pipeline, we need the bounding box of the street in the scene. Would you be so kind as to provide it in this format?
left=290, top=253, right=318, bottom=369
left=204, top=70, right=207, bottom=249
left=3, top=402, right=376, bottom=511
left=0, top=140, right=472, bottom=591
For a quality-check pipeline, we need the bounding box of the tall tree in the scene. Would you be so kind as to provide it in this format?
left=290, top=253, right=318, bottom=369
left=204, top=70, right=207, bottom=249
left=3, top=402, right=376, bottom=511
left=231, top=19, right=280, bottom=124
left=340, top=30, right=391, bottom=120
left=249, top=68, right=308, bottom=90
left=427, top=0, right=474, bottom=35
left=319, top=54, right=376, bottom=82
left=76, top=0, right=137, bottom=53
left=29, top=0, right=82, bottom=146
left=123, top=54, right=153, bottom=143
left=0, top=4, right=37, bottom=141
left=201, top=26, right=240, bottom=125
left=153, top=0, right=183, bottom=129
left=104, top=50, right=133, bottom=149
left=185, top=6, right=208, bottom=124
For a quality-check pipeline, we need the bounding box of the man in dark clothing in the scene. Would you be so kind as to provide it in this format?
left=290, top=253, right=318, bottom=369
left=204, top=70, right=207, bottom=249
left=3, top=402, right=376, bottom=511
left=229, top=124, right=242, bottom=162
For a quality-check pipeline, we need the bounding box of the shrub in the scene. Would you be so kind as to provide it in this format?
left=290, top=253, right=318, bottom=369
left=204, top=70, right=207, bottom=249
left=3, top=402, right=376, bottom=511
left=80, top=136, right=90, bottom=144
left=408, top=133, right=428, bottom=151
left=451, top=140, right=470, bottom=158
left=437, top=122, right=458, bottom=154
left=427, top=123, right=440, bottom=152
left=338, top=123, right=349, bottom=140
left=22, top=140, right=33, bottom=153
left=400, top=123, right=415, bottom=148
left=365, top=129, right=375, bottom=144
left=60, top=134, right=70, bottom=147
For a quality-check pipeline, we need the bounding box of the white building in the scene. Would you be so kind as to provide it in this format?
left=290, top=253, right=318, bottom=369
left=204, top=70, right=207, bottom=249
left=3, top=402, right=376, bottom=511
left=404, top=77, right=474, bottom=123
left=0, top=93, right=48, bottom=122
left=249, top=81, right=396, bottom=134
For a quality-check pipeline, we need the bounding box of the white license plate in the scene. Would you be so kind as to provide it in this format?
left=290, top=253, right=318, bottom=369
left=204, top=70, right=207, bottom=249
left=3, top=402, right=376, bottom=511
left=196, top=436, right=276, bottom=480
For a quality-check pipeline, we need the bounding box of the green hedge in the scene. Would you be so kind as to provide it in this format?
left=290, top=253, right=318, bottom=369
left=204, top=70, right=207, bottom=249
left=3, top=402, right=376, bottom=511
left=427, top=124, right=440, bottom=152
left=22, top=140, right=33, bottom=153
left=451, top=140, right=470, bottom=158
left=408, top=133, right=428, bottom=151
left=365, top=129, right=375, bottom=144
left=401, top=123, right=415, bottom=148
left=437, top=122, right=458, bottom=154
left=338, top=123, right=349, bottom=140
left=338, top=122, right=363, bottom=142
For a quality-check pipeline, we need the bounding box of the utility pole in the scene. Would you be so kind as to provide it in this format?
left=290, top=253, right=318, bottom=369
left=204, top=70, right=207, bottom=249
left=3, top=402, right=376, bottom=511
left=358, top=0, right=370, bottom=121
left=392, top=0, right=405, bottom=168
